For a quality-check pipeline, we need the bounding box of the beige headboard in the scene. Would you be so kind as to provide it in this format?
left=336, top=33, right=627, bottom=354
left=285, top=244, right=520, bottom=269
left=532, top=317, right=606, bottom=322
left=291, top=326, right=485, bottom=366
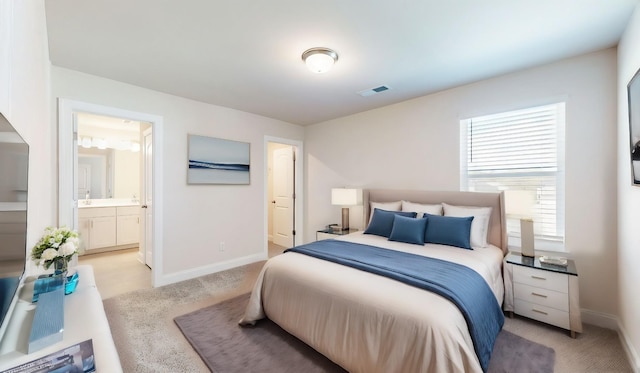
left=363, top=189, right=508, bottom=254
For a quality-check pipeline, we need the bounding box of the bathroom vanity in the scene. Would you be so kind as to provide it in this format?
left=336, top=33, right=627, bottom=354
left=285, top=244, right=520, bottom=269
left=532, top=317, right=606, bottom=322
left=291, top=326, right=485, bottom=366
left=78, top=199, right=140, bottom=254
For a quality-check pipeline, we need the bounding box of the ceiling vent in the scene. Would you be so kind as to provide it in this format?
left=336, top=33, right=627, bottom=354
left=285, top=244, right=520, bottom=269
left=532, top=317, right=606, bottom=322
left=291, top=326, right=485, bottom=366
left=357, top=85, right=391, bottom=97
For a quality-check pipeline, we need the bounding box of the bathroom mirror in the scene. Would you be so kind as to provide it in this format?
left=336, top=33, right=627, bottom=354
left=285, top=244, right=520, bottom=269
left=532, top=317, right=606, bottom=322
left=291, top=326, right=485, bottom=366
left=628, top=66, right=640, bottom=185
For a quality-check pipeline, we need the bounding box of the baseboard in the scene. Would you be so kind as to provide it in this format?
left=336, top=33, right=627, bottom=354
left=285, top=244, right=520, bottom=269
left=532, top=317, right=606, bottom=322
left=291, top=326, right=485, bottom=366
left=581, top=308, right=640, bottom=373
left=618, top=319, right=640, bottom=373
left=155, top=252, right=268, bottom=287
left=580, top=308, right=619, bottom=330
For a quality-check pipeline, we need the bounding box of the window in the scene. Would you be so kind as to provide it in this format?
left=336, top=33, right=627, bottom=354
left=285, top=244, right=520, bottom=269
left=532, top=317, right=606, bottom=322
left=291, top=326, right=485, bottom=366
left=460, top=103, right=565, bottom=249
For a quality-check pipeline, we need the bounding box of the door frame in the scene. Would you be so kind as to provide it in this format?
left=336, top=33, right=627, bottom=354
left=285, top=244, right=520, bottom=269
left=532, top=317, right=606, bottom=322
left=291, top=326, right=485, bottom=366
left=264, top=136, right=303, bottom=254
left=57, top=99, right=164, bottom=287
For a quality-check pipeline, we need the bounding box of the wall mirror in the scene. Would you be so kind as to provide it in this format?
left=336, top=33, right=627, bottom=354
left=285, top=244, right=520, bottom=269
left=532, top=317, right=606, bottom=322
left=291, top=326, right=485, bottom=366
left=77, top=113, right=148, bottom=200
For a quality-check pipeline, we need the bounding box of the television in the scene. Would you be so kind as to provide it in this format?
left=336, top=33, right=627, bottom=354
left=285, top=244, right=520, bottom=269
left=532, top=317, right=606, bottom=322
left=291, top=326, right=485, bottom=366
left=628, top=67, right=640, bottom=185
left=0, top=112, right=28, bottom=344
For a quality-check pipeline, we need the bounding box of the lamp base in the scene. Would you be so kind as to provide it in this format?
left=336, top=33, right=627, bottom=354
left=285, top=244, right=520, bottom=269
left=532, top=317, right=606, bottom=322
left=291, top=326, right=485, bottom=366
left=341, top=207, right=350, bottom=231
left=520, top=218, right=535, bottom=257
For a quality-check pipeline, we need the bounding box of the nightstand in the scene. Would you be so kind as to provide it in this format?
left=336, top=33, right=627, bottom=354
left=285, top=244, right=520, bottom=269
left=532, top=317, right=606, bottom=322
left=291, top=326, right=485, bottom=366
left=316, top=228, right=358, bottom=241
left=504, top=252, right=582, bottom=338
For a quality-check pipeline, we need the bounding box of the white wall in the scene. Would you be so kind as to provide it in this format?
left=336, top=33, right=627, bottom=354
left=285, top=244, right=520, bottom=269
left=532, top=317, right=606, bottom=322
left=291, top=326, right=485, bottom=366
left=0, top=0, right=54, bottom=273
left=617, top=3, right=640, bottom=371
left=306, top=49, right=618, bottom=318
left=51, top=66, right=304, bottom=284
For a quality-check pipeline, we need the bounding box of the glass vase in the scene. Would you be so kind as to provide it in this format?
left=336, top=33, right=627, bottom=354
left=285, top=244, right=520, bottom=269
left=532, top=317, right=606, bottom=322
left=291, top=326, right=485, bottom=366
left=53, top=257, right=68, bottom=276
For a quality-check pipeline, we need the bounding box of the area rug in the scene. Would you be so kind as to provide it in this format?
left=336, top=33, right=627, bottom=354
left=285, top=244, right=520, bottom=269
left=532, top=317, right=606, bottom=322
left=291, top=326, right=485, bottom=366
left=174, top=293, right=555, bottom=373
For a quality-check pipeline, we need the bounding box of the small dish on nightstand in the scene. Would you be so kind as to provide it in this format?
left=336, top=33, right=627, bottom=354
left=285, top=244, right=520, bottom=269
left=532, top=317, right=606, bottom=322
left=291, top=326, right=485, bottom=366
left=539, top=255, right=568, bottom=267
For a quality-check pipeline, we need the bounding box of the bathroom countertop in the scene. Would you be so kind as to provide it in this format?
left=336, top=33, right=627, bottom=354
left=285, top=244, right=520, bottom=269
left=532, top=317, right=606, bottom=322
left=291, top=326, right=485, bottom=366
left=78, top=199, right=140, bottom=208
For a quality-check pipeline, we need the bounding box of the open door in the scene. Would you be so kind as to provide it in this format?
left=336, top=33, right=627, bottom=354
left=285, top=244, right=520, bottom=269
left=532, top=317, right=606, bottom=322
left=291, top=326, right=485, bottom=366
left=140, top=127, right=153, bottom=268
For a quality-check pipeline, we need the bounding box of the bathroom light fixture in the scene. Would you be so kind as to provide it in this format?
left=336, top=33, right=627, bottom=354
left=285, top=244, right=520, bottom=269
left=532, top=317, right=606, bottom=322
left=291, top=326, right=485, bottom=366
left=80, top=137, right=92, bottom=148
left=302, top=47, right=338, bottom=74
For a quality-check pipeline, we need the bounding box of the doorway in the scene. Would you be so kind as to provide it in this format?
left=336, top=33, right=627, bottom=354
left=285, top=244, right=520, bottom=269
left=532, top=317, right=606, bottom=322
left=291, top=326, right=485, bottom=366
left=58, top=99, right=164, bottom=286
left=265, top=137, right=303, bottom=256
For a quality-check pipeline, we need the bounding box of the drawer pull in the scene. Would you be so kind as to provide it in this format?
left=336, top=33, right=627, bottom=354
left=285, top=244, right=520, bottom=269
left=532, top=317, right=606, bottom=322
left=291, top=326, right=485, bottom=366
left=532, top=309, right=548, bottom=315
left=531, top=275, right=546, bottom=280
left=531, top=292, right=548, bottom=298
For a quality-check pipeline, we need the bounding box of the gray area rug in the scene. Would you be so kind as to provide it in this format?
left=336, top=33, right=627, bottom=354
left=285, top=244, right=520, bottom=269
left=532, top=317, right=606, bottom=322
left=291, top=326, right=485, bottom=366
left=174, top=293, right=555, bottom=373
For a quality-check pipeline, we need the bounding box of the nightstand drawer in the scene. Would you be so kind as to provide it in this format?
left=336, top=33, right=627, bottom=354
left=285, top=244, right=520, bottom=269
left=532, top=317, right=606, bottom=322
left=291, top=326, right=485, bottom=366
left=514, top=299, right=570, bottom=329
left=513, top=265, right=568, bottom=293
left=514, top=283, right=569, bottom=312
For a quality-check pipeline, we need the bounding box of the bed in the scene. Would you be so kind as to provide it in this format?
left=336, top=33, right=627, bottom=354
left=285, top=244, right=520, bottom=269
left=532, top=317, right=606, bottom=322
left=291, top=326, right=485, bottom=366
left=240, top=189, right=508, bottom=373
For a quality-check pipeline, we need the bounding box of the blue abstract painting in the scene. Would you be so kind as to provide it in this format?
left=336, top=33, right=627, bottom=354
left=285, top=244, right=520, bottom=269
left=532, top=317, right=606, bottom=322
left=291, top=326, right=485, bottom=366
left=188, top=134, right=250, bottom=184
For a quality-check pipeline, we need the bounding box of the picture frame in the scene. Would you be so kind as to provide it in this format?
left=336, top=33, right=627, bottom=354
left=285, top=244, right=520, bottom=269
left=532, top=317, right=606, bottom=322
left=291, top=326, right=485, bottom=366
left=187, top=134, right=250, bottom=185
left=627, top=66, right=640, bottom=186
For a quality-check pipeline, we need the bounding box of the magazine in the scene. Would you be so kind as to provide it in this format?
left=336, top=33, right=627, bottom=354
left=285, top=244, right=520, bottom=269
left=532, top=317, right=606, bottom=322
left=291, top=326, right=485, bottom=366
left=1, top=339, right=95, bottom=373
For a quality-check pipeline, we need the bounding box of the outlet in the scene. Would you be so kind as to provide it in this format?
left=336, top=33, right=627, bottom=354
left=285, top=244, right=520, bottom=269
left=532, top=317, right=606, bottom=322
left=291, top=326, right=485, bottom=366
left=219, top=242, right=225, bottom=252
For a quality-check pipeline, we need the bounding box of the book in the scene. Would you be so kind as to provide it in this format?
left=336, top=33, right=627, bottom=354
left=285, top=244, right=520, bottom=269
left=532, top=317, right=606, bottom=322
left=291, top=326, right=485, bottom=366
left=1, top=339, right=95, bottom=373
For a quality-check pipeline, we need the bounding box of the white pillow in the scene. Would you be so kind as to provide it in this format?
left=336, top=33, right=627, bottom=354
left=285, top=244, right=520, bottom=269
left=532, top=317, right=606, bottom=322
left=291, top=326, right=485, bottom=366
left=401, top=200, right=443, bottom=217
left=442, top=203, right=492, bottom=248
left=369, top=201, right=402, bottom=222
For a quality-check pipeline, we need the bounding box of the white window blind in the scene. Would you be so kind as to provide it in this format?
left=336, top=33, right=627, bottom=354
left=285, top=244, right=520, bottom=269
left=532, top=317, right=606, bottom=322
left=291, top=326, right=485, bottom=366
left=460, top=103, right=565, bottom=246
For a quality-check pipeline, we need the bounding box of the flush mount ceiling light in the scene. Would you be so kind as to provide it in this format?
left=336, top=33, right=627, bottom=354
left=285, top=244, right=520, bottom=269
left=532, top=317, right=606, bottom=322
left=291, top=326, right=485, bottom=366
left=302, top=47, right=338, bottom=74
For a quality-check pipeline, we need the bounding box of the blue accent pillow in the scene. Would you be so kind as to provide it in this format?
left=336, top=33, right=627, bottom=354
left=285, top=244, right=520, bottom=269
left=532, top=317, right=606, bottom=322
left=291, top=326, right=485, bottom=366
left=364, top=209, right=417, bottom=238
left=424, top=214, right=474, bottom=250
left=388, top=215, right=427, bottom=245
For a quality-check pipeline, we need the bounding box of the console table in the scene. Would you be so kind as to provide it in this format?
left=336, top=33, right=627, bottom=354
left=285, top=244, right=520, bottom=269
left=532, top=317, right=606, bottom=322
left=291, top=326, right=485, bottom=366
left=0, top=265, right=122, bottom=371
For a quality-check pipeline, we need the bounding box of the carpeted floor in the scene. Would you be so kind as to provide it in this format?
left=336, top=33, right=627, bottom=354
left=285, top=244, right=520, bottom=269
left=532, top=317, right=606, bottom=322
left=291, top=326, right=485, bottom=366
left=102, top=261, right=633, bottom=373
left=174, top=292, right=554, bottom=373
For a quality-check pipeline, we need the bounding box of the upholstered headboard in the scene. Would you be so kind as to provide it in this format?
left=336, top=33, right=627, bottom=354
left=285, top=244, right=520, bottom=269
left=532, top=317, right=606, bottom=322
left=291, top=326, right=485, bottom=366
left=363, top=189, right=508, bottom=254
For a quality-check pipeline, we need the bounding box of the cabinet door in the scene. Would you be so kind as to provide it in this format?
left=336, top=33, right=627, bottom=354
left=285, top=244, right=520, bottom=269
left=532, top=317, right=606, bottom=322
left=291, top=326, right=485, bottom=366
left=89, top=216, right=117, bottom=250
left=117, top=215, right=140, bottom=245
left=77, top=217, right=91, bottom=253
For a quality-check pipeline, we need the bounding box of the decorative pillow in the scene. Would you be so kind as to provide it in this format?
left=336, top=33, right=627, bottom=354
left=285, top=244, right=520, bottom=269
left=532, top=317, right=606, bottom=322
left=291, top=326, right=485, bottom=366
left=364, top=208, right=417, bottom=238
left=388, top=215, right=427, bottom=245
left=369, top=201, right=402, bottom=222
left=401, top=200, right=443, bottom=217
left=442, top=203, right=492, bottom=248
left=424, top=214, right=474, bottom=250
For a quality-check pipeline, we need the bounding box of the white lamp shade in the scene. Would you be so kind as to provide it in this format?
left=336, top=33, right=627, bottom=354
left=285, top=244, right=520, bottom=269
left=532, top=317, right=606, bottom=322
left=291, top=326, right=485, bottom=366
left=504, top=189, right=536, bottom=218
left=331, top=188, right=362, bottom=206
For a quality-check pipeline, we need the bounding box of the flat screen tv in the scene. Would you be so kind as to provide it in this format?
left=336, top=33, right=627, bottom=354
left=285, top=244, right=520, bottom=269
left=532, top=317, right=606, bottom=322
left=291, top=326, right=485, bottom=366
left=0, top=113, right=28, bottom=344
left=628, top=67, right=640, bottom=185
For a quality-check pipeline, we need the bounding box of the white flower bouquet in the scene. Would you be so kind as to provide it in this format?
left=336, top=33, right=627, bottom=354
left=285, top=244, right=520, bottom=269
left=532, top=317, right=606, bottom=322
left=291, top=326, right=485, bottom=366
left=31, top=226, right=79, bottom=271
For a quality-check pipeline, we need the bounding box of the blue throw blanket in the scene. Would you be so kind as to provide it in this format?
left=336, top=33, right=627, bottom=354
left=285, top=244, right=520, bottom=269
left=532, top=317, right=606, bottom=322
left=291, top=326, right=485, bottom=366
left=285, top=239, right=504, bottom=372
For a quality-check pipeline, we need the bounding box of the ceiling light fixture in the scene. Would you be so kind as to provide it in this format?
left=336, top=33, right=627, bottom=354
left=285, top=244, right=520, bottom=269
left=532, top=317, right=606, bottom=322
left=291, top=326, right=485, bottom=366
left=302, top=47, right=338, bottom=74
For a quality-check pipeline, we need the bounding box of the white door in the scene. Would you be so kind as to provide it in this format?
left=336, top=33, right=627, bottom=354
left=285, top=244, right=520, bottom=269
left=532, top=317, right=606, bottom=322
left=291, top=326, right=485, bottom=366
left=272, top=146, right=294, bottom=247
left=140, top=128, right=153, bottom=268
left=77, top=163, right=91, bottom=200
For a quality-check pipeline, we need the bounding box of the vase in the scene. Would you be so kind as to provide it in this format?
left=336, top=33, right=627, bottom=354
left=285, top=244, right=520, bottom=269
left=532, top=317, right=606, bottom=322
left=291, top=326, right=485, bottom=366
left=53, top=257, right=68, bottom=276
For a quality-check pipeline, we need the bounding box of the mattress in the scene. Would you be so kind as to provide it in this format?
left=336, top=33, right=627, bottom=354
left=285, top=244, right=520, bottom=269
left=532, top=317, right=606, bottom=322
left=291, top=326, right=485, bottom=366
left=240, top=232, right=505, bottom=373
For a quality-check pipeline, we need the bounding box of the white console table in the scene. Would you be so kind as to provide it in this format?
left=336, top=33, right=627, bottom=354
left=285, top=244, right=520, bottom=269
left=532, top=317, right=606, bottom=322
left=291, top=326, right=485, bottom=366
left=0, top=265, right=122, bottom=372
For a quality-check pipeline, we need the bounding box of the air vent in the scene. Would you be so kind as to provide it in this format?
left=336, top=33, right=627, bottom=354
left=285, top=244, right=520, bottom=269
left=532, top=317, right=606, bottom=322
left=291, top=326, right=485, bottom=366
left=357, top=85, right=392, bottom=97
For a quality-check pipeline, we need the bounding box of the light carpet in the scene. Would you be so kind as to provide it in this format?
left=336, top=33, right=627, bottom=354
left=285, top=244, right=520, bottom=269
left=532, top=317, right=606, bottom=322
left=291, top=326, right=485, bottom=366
left=102, top=261, right=632, bottom=373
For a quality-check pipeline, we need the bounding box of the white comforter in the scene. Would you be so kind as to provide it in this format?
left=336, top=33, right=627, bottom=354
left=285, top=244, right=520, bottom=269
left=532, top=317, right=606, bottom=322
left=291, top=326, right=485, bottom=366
left=240, top=232, right=504, bottom=373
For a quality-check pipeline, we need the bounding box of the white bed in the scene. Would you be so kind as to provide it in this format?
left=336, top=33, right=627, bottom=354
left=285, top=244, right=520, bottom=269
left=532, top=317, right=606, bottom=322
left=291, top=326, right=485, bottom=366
left=241, top=189, right=507, bottom=373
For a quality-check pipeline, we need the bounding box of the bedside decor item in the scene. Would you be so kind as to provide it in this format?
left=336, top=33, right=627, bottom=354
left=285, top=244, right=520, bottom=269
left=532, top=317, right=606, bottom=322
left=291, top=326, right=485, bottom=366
left=331, top=188, right=362, bottom=231
left=520, top=218, right=535, bottom=257
left=31, top=226, right=79, bottom=275
left=187, top=134, right=250, bottom=185
left=539, top=255, right=568, bottom=267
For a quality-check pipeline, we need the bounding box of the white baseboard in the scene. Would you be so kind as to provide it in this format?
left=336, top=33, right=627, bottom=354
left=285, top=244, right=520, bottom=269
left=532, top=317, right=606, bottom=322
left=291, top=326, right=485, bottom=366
left=581, top=308, right=619, bottom=330
left=618, top=319, right=640, bottom=373
left=155, top=252, right=268, bottom=287
left=581, top=308, right=640, bottom=373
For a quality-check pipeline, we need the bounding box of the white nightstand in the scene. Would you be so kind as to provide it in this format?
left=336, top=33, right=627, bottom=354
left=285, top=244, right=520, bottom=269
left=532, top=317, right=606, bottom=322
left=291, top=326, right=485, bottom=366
left=505, top=252, right=582, bottom=338
left=316, top=228, right=358, bottom=241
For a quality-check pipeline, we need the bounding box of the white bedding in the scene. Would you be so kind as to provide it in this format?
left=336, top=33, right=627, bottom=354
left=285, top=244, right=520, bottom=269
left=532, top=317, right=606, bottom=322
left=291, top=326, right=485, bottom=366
left=240, top=232, right=505, bottom=373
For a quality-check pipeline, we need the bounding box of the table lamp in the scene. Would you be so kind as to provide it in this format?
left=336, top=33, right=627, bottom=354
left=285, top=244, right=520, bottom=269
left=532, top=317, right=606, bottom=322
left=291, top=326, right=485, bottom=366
left=331, top=188, right=362, bottom=231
